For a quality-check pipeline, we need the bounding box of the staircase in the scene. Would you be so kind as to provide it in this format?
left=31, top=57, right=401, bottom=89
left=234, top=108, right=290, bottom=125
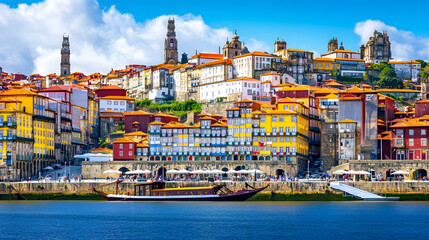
left=330, top=182, right=399, bottom=201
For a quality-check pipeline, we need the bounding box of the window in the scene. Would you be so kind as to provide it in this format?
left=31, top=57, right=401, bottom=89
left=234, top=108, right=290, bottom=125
left=422, top=129, right=426, bottom=135
left=396, top=129, right=404, bottom=136
left=409, top=138, right=414, bottom=146
left=129, top=143, right=133, bottom=148
left=291, top=116, right=297, bottom=122
left=422, top=138, right=427, bottom=146
left=107, top=101, right=112, bottom=105
left=119, top=144, right=123, bottom=149
left=279, top=116, right=284, bottom=122
left=409, top=129, right=414, bottom=135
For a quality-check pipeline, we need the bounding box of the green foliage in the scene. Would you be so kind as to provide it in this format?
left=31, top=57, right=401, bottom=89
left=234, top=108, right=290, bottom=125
left=420, top=65, right=429, bottom=79
left=330, top=68, right=339, bottom=77
left=116, top=124, right=124, bottom=132
left=363, top=72, right=370, bottom=82
left=370, top=61, right=391, bottom=70
left=135, top=99, right=152, bottom=108
left=216, top=97, right=227, bottom=102
left=377, top=77, right=404, bottom=89
left=379, top=66, right=397, bottom=79
left=99, top=138, right=107, bottom=147
left=398, top=96, right=405, bottom=102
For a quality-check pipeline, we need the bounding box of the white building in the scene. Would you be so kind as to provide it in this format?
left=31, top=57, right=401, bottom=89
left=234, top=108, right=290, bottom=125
left=389, top=60, right=421, bottom=81
left=199, top=78, right=261, bottom=102
left=99, top=96, right=135, bottom=112
left=197, top=59, right=233, bottom=85
left=233, top=52, right=279, bottom=78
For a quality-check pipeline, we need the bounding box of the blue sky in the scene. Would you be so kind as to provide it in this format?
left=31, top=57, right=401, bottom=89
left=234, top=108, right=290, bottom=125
left=1, top=0, right=428, bottom=74
left=5, top=0, right=427, bottom=53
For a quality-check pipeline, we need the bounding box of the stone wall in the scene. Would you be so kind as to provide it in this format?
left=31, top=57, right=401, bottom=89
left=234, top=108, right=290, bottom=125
left=1, top=181, right=428, bottom=195
left=201, top=101, right=235, bottom=117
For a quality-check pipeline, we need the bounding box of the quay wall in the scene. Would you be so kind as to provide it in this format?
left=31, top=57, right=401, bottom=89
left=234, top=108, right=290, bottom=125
left=0, top=181, right=428, bottom=195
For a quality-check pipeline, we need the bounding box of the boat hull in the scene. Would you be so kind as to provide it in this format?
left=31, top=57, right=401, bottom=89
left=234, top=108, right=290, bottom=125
left=94, top=186, right=267, bottom=202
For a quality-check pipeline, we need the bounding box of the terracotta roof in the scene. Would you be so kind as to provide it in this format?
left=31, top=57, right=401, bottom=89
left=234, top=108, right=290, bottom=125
left=233, top=51, right=276, bottom=59
left=278, top=85, right=310, bottom=92
left=100, top=110, right=121, bottom=113
left=324, top=81, right=346, bottom=87
left=0, top=97, right=21, bottom=103
left=96, top=85, right=125, bottom=91
left=313, top=57, right=335, bottom=62
left=189, top=53, right=223, bottom=60
left=314, top=88, right=342, bottom=94
left=132, top=121, right=140, bottom=124
left=148, top=121, right=165, bottom=125
left=124, top=110, right=152, bottom=116
left=377, top=88, right=420, bottom=93
left=99, top=96, right=135, bottom=100
left=226, top=77, right=260, bottom=82
left=334, top=58, right=365, bottom=62
left=39, top=86, right=72, bottom=93
left=0, top=88, right=39, bottom=96
left=161, top=121, right=190, bottom=129
left=339, top=119, right=357, bottom=123
left=318, top=93, right=338, bottom=99
left=196, top=58, right=232, bottom=68
left=226, top=107, right=239, bottom=111
left=340, top=94, right=361, bottom=101
left=235, top=99, right=254, bottom=103
left=113, top=137, right=137, bottom=144
left=154, top=112, right=178, bottom=119
left=330, top=49, right=359, bottom=54
left=125, top=131, right=147, bottom=136
left=261, top=72, right=279, bottom=76
left=391, top=119, right=429, bottom=128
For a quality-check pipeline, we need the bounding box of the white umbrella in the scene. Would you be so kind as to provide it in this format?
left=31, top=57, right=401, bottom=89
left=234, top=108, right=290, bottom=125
left=332, top=170, right=347, bottom=175
left=248, top=169, right=263, bottom=174
left=208, top=170, right=224, bottom=174
left=103, top=170, right=122, bottom=174
left=356, top=171, right=371, bottom=175
left=392, top=170, right=409, bottom=175
left=43, top=166, right=54, bottom=170
left=166, top=169, right=179, bottom=174
left=125, top=170, right=151, bottom=175
left=227, top=170, right=238, bottom=174
left=238, top=169, right=249, bottom=174
left=177, top=169, right=190, bottom=174
left=347, top=170, right=359, bottom=175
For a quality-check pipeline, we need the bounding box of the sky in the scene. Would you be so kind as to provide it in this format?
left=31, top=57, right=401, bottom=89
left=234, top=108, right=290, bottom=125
left=1, top=0, right=428, bottom=75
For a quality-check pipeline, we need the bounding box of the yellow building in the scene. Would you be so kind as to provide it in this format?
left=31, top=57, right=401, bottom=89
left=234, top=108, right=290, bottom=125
left=0, top=89, right=56, bottom=180
left=313, top=57, right=340, bottom=71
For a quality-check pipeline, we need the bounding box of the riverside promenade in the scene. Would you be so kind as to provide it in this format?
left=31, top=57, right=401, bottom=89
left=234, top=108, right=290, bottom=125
left=1, top=180, right=429, bottom=195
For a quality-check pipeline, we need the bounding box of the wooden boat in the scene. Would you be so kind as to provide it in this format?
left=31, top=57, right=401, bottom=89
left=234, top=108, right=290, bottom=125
left=93, top=181, right=269, bottom=201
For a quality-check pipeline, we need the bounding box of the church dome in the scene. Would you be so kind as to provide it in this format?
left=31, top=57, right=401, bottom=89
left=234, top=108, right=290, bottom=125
left=241, top=45, right=250, bottom=54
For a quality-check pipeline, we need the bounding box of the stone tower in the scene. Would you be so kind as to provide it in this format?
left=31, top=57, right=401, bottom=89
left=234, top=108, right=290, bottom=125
left=361, top=30, right=391, bottom=64
left=274, top=38, right=287, bottom=52
left=328, top=38, right=338, bottom=52
left=223, top=30, right=242, bottom=59
left=164, top=18, right=178, bottom=64
left=60, top=35, right=71, bottom=76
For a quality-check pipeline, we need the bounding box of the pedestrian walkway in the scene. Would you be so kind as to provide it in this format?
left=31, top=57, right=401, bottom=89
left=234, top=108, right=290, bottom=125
left=330, top=182, right=399, bottom=201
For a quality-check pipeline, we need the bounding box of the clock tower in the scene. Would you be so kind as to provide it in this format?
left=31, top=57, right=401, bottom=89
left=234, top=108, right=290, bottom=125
left=60, top=35, right=71, bottom=76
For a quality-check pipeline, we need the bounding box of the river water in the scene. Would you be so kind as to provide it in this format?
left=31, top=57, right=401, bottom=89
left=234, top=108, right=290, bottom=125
left=0, top=201, right=428, bottom=240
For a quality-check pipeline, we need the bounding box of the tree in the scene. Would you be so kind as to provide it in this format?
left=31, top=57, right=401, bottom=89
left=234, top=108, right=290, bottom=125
left=377, top=77, right=404, bottom=89
left=370, top=61, right=391, bottom=70
left=378, top=66, right=397, bottom=79
left=420, top=65, right=429, bottom=80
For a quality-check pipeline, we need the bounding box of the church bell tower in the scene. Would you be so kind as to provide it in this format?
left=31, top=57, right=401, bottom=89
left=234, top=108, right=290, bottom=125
left=164, top=18, right=178, bottom=64
left=60, top=35, right=71, bottom=76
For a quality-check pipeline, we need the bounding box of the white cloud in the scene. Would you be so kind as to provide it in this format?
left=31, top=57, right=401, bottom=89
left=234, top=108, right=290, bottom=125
left=354, top=20, right=429, bottom=61
left=0, top=0, right=256, bottom=75
left=245, top=38, right=271, bottom=53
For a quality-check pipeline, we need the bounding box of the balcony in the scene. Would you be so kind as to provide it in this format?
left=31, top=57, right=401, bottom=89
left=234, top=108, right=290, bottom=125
left=253, top=132, right=259, bottom=136
left=0, top=136, right=16, bottom=141
left=16, top=136, right=35, bottom=143
left=309, top=140, right=320, bottom=145
left=0, top=122, right=17, bottom=128
left=34, top=114, right=55, bottom=122
left=309, top=127, right=320, bottom=132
